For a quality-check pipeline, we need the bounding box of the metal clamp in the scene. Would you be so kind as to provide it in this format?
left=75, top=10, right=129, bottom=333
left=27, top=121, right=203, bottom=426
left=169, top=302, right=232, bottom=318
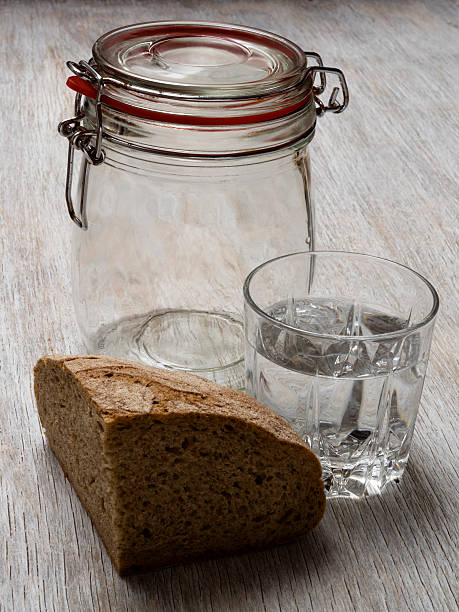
left=59, top=55, right=348, bottom=228
left=58, top=61, right=106, bottom=228
left=304, top=52, right=326, bottom=95
left=306, top=65, right=349, bottom=115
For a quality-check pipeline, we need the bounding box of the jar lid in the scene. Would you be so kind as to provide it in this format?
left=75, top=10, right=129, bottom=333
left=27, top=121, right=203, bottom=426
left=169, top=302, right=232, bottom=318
left=66, top=21, right=319, bottom=126
left=92, top=21, right=307, bottom=100
left=61, top=21, right=348, bottom=156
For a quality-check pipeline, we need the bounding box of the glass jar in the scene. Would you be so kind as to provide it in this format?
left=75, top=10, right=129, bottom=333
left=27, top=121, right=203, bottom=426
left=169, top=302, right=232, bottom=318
left=58, top=21, right=349, bottom=388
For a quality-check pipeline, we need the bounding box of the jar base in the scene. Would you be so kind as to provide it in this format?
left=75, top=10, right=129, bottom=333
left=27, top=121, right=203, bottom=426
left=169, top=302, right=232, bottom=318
left=88, top=309, right=245, bottom=389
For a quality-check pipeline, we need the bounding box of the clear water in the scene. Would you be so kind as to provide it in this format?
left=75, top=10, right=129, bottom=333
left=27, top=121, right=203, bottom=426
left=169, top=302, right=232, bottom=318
left=245, top=298, right=426, bottom=498
left=89, top=309, right=245, bottom=389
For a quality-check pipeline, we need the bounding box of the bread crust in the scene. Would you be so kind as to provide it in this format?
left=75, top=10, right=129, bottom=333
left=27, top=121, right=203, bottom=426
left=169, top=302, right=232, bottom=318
left=34, top=354, right=326, bottom=575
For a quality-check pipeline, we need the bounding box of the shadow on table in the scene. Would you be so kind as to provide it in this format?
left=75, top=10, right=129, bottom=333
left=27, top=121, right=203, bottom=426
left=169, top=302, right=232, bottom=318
left=123, top=529, right=333, bottom=611
left=123, top=458, right=445, bottom=611
left=36, top=439, right=447, bottom=610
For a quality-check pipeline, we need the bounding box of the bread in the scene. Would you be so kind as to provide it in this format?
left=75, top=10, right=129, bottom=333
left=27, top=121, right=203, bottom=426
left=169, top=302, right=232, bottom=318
left=34, top=355, right=325, bottom=575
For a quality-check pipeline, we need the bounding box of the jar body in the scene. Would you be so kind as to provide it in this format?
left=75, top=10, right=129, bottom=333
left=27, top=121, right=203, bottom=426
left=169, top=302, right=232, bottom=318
left=72, top=140, right=314, bottom=388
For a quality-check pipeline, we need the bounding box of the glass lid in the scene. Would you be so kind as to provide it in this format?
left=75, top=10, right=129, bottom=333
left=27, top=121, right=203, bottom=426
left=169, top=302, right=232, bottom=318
left=93, top=21, right=307, bottom=99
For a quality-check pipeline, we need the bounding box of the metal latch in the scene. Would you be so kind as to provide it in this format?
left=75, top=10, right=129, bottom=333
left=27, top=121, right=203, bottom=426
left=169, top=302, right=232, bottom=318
left=304, top=52, right=349, bottom=115
left=59, top=55, right=349, bottom=229
left=57, top=61, right=105, bottom=229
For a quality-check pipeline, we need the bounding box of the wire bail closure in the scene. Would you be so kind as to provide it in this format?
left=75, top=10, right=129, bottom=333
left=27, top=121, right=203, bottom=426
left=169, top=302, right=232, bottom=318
left=307, top=64, right=349, bottom=115
left=58, top=54, right=349, bottom=228
left=57, top=61, right=105, bottom=229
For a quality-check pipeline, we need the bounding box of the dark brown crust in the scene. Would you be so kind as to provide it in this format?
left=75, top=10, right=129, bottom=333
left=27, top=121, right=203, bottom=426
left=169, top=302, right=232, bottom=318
left=49, top=355, right=321, bottom=454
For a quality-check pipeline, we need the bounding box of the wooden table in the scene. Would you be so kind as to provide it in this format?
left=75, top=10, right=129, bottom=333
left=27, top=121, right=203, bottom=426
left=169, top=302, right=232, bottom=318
left=1, top=1, right=457, bottom=610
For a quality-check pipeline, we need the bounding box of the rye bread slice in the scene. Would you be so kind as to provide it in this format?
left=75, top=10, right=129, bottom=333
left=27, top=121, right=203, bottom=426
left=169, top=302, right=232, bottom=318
left=34, top=355, right=325, bottom=575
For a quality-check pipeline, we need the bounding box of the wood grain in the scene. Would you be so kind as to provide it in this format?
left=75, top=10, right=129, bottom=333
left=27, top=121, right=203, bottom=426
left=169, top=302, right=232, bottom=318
left=1, top=0, right=458, bottom=610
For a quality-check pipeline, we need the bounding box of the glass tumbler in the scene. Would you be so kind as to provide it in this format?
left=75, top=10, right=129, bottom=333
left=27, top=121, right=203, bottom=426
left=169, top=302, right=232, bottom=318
left=244, top=251, right=439, bottom=498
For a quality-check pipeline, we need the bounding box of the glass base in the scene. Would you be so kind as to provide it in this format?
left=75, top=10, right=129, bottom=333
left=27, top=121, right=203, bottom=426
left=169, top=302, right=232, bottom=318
left=88, top=309, right=245, bottom=389
left=322, top=458, right=407, bottom=499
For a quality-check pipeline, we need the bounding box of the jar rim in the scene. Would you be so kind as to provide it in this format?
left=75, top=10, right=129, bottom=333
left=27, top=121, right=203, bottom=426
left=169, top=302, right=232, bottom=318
left=80, top=91, right=316, bottom=156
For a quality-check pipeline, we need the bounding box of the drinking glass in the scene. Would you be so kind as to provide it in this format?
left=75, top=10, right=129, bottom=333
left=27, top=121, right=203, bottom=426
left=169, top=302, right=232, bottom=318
left=244, top=251, right=439, bottom=498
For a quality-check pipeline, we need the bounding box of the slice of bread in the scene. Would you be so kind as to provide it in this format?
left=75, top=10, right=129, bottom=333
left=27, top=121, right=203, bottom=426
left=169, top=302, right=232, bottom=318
left=34, top=355, right=325, bottom=575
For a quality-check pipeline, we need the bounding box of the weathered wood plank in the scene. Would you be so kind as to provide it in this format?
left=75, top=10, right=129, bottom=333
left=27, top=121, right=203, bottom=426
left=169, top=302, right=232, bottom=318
left=1, top=0, right=457, bottom=610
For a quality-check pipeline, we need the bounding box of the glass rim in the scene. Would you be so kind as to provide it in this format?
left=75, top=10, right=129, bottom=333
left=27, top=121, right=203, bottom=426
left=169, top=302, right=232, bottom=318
left=243, top=250, right=440, bottom=342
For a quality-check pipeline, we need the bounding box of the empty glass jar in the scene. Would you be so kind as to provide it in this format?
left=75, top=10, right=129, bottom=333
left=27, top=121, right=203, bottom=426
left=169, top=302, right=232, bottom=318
left=58, top=21, right=349, bottom=388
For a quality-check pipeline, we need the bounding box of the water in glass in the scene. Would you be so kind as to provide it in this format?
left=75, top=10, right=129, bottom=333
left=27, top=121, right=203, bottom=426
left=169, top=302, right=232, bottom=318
left=245, top=298, right=427, bottom=498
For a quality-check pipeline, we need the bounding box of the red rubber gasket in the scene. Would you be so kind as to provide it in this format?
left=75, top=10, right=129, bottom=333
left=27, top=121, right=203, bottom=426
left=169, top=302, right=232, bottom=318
left=66, top=76, right=311, bottom=126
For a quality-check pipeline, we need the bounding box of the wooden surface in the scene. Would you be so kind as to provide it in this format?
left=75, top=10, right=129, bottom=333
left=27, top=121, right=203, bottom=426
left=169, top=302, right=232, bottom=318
left=1, top=0, right=458, bottom=610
